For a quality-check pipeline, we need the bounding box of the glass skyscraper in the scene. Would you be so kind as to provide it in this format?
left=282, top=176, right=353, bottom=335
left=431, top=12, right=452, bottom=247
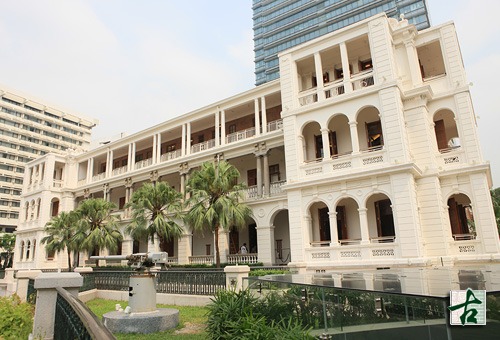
left=253, top=0, right=430, bottom=85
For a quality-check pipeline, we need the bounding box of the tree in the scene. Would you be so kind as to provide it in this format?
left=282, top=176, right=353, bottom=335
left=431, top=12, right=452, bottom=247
left=125, top=181, right=184, bottom=252
left=0, top=233, right=15, bottom=269
left=492, top=187, right=500, bottom=234
left=41, top=211, right=79, bottom=271
left=77, top=198, right=123, bottom=256
left=186, top=160, right=252, bottom=268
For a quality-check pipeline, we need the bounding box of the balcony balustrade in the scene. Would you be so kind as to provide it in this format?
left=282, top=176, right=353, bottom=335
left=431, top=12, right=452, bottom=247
left=111, top=165, right=127, bottom=176
left=266, top=119, right=283, bottom=132
left=191, top=139, right=216, bottom=154
left=188, top=255, right=214, bottom=265
left=299, top=69, right=374, bottom=107
left=226, top=127, right=256, bottom=144
left=306, top=238, right=398, bottom=263
left=302, top=147, right=385, bottom=177
left=135, top=157, right=153, bottom=170
left=160, top=149, right=181, bottom=162
left=53, top=179, right=63, bottom=188
left=91, top=172, right=106, bottom=182
left=226, top=253, right=258, bottom=264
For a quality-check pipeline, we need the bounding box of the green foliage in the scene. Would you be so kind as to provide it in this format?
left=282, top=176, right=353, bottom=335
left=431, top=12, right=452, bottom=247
left=125, top=181, right=184, bottom=247
left=42, top=211, right=80, bottom=271
left=249, top=269, right=290, bottom=276
left=205, top=289, right=313, bottom=339
left=77, top=198, right=123, bottom=254
left=186, top=160, right=252, bottom=268
left=0, top=232, right=15, bottom=269
left=0, top=295, right=34, bottom=340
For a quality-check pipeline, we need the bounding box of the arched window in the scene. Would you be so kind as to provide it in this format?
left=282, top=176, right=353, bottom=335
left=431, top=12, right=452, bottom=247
left=32, top=239, right=37, bottom=260
left=20, top=241, right=25, bottom=260
left=448, top=194, right=475, bottom=240
left=26, top=240, right=31, bottom=260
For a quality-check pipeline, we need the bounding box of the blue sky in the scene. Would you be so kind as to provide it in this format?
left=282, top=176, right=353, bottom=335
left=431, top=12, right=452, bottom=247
left=0, top=0, right=498, bottom=186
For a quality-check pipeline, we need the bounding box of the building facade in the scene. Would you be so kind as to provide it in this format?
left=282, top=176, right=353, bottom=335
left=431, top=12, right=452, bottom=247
left=13, top=14, right=499, bottom=273
left=254, top=0, right=430, bottom=85
left=0, top=87, right=97, bottom=233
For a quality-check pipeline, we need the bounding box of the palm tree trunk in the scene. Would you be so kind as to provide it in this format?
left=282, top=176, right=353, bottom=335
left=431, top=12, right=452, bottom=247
left=67, top=248, right=72, bottom=272
left=215, top=224, right=220, bottom=268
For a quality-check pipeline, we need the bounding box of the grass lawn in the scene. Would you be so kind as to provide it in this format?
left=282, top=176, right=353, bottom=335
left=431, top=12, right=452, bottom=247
left=86, top=299, right=208, bottom=339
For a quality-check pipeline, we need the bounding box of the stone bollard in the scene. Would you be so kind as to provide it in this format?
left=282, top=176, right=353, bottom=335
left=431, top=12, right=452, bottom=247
left=224, top=265, right=250, bottom=291
left=16, top=270, right=42, bottom=302
left=32, top=272, right=83, bottom=340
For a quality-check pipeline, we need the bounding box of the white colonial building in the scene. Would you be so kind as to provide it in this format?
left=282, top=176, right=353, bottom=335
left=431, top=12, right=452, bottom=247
left=13, top=14, right=500, bottom=272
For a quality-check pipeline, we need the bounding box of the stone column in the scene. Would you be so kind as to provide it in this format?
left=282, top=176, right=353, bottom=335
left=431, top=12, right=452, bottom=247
left=349, top=121, right=360, bottom=153
left=321, top=128, right=331, bottom=159
left=106, top=149, right=113, bottom=178
left=156, top=133, right=162, bottom=163
left=181, top=124, right=186, bottom=156
left=32, top=272, right=83, bottom=340
left=16, top=270, right=42, bottom=302
left=186, top=122, right=191, bottom=155
left=152, top=134, right=157, bottom=164
left=256, top=155, right=262, bottom=197
left=340, top=41, right=352, bottom=93
left=256, top=224, right=275, bottom=265
left=215, top=110, right=220, bottom=146
left=254, top=98, right=260, bottom=136
left=261, top=97, right=267, bottom=133
left=404, top=36, right=422, bottom=86
left=221, top=110, right=226, bottom=145
left=86, top=158, right=93, bottom=184
left=263, top=152, right=270, bottom=196
left=177, top=232, right=193, bottom=265
left=329, top=211, right=338, bottom=245
left=358, top=208, right=370, bottom=244
left=127, top=143, right=133, bottom=171
left=131, top=142, right=136, bottom=170
left=314, top=52, right=325, bottom=101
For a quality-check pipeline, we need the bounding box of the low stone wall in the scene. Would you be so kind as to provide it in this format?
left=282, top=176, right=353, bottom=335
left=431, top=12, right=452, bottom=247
left=78, top=289, right=211, bottom=306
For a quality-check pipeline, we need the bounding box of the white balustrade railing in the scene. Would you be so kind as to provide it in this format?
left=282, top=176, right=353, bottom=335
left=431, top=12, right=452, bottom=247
left=226, top=127, right=256, bottom=144
left=226, top=253, right=258, bottom=265
left=270, top=180, right=286, bottom=195
left=135, top=157, right=153, bottom=170
left=160, top=149, right=181, bottom=162
left=53, top=179, right=63, bottom=188
left=189, top=255, right=214, bottom=265
left=77, top=179, right=86, bottom=186
left=191, top=139, right=216, bottom=154
left=112, top=165, right=127, bottom=176
left=267, top=119, right=283, bottom=132
left=246, top=185, right=258, bottom=199
left=92, top=172, right=106, bottom=182
left=307, top=237, right=397, bottom=262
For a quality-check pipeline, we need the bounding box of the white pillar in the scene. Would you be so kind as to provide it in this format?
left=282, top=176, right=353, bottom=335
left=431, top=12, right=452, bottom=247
left=254, top=98, right=261, bottom=136
left=152, top=134, right=157, bottom=164
left=215, top=110, right=220, bottom=146
left=261, top=97, right=267, bottom=133
left=87, top=158, right=94, bottom=183
left=321, top=128, right=331, bottom=159
left=349, top=121, right=360, bottom=153
left=127, top=143, right=133, bottom=171
left=221, top=110, right=226, bottom=145
left=329, top=211, right=338, bottom=245
left=156, top=133, right=162, bottom=162
left=405, top=39, right=422, bottom=86
left=298, top=135, right=305, bottom=163
left=263, top=152, right=270, bottom=196
left=256, top=155, right=262, bottom=197
left=131, top=142, right=136, bottom=170
left=340, top=42, right=352, bottom=94
left=106, top=149, right=113, bottom=178
left=181, top=124, right=186, bottom=156
left=256, top=225, right=275, bottom=265
left=314, top=52, right=325, bottom=101
left=358, top=208, right=370, bottom=244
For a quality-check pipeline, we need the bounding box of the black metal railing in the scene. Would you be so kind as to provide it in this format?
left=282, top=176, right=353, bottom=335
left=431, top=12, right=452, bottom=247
left=27, top=278, right=36, bottom=303
left=156, top=270, right=225, bottom=295
left=0, top=269, right=5, bottom=279
left=80, top=270, right=226, bottom=295
left=54, top=286, right=115, bottom=340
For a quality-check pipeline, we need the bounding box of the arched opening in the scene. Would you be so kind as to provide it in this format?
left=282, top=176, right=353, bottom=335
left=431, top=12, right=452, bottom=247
left=229, top=217, right=257, bottom=255
left=50, top=198, right=60, bottom=217
left=26, top=240, right=31, bottom=260
left=302, top=121, right=323, bottom=162
left=357, top=106, right=383, bottom=151
left=327, top=114, right=352, bottom=158
left=434, top=109, right=460, bottom=152
left=273, top=209, right=290, bottom=264
left=36, top=198, right=41, bottom=219
left=448, top=193, right=475, bottom=240
left=335, top=197, right=361, bottom=244
left=309, top=201, right=331, bottom=246
left=24, top=202, right=29, bottom=221
left=366, top=193, right=395, bottom=242
left=32, top=239, right=36, bottom=260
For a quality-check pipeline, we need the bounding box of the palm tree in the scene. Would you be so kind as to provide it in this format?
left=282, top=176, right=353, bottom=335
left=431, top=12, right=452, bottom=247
left=41, top=211, right=79, bottom=271
left=125, top=181, right=184, bottom=252
left=0, top=233, right=16, bottom=269
left=77, top=198, right=123, bottom=257
left=186, top=160, right=252, bottom=268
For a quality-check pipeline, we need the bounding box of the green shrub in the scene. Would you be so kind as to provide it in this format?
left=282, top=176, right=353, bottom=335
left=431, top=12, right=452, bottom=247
left=249, top=269, right=290, bottom=277
left=0, top=294, right=34, bottom=340
left=205, top=289, right=313, bottom=339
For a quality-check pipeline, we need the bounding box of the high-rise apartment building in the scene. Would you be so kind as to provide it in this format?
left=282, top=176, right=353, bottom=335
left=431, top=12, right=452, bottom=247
left=0, top=87, right=97, bottom=232
left=253, top=0, right=430, bottom=85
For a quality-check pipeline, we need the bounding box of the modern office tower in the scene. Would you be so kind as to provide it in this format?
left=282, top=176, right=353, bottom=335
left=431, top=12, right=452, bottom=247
left=0, top=87, right=98, bottom=232
left=14, top=14, right=499, bottom=272
left=253, top=0, right=430, bottom=85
